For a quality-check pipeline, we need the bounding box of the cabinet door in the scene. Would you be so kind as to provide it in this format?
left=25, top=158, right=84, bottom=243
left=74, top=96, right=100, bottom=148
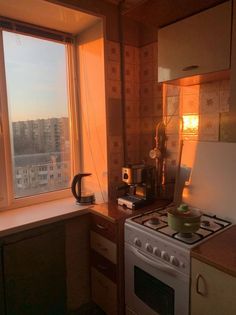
left=0, top=247, right=5, bottom=315
left=191, top=258, right=236, bottom=315
left=158, top=2, right=231, bottom=82
left=3, top=224, right=66, bottom=315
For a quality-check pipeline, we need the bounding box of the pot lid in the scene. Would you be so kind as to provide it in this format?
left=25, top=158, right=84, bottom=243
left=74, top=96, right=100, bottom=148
left=168, top=204, right=202, bottom=218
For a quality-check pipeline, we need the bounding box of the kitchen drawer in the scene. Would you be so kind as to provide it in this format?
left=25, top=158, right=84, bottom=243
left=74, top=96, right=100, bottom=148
left=90, top=231, right=117, bottom=264
left=90, top=214, right=117, bottom=241
left=91, top=250, right=117, bottom=283
left=91, top=267, right=117, bottom=315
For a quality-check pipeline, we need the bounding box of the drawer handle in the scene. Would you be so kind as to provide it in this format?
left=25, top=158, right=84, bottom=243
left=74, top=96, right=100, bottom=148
left=97, top=264, right=108, bottom=271
left=182, top=65, right=199, bottom=71
left=97, top=243, right=108, bottom=252
left=96, top=224, right=107, bottom=230
left=196, top=273, right=207, bottom=296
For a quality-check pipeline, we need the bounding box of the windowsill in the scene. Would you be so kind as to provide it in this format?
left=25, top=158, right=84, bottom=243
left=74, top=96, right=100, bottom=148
left=0, top=197, right=91, bottom=237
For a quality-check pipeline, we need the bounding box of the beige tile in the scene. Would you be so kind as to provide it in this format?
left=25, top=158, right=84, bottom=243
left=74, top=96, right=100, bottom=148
left=107, top=80, right=121, bottom=99
left=220, top=79, right=230, bottom=91
left=140, top=98, right=154, bottom=117
left=182, top=94, right=199, bottom=114
left=126, top=150, right=141, bottom=164
left=134, top=64, right=140, bottom=83
left=200, top=91, right=219, bottom=114
left=126, top=118, right=140, bottom=134
left=126, top=134, right=140, bottom=152
left=109, top=152, right=123, bottom=171
left=166, top=84, right=180, bottom=97
left=182, top=85, right=200, bottom=95
left=106, top=40, right=120, bottom=62
left=125, top=100, right=140, bottom=118
left=165, top=116, right=180, bottom=135
left=219, top=89, right=230, bottom=113
left=220, top=113, right=236, bottom=142
left=107, top=61, right=120, bottom=81
left=153, top=83, right=163, bottom=98
left=200, top=81, right=220, bottom=93
left=124, top=63, right=135, bottom=82
left=140, top=43, right=153, bottom=63
left=140, top=62, right=155, bottom=82
left=140, top=117, right=155, bottom=134
left=140, top=83, right=153, bottom=98
left=199, top=113, right=219, bottom=141
left=166, top=135, right=179, bottom=153
left=124, top=45, right=135, bottom=64
left=166, top=96, right=180, bottom=116
left=108, top=136, right=123, bottom=153
left=153, top=97, right=163, bottom=116
left=125, top=81, right=136, bottom=100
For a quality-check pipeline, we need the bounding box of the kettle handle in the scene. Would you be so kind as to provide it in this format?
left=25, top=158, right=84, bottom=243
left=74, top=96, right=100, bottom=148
left=71, top=173, right=92, bottom=200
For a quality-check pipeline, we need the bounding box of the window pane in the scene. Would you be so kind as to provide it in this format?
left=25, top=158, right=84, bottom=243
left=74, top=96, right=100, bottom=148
left=3, top=31, right=71, bottom=198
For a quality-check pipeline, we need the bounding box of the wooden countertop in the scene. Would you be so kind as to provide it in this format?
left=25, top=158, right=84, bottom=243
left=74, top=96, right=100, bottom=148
left=191, top=225, right=236, bottom=277
left=89, top=199, right=171, bottom=223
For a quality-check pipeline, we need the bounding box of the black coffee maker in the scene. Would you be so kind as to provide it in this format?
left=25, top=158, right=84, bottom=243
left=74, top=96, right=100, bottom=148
left=71, top=173, right=95, bottom=205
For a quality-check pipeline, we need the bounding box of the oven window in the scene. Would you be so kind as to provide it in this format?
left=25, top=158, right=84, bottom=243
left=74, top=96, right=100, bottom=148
left=134, top=266, right=174, bottom=315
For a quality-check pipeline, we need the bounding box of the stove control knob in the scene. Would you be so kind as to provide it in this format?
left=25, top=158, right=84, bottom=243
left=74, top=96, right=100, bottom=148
left=145, top=243, right=153, bottom=253
left=153, top=247, right=161, bottom=257
left=134, top=237, right=142, bottom=247
left=170, top=256, right=180, bottom=267
left=161, top=251, right=170, bottom=261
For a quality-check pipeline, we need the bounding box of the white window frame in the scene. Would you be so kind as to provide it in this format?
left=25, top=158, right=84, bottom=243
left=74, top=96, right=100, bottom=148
left=0, top=29, right=81, bottom=211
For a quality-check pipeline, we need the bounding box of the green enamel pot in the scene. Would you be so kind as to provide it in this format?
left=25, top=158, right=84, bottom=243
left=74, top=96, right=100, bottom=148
left=167, top=204, right=202, bottom=234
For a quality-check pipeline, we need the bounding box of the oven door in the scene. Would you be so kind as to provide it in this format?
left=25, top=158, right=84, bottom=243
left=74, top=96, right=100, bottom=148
left=125, top=243, right=189, bottom=315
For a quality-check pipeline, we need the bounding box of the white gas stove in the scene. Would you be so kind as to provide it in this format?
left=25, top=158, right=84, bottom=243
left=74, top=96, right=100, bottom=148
left=124, top=206, right=231, bottom=315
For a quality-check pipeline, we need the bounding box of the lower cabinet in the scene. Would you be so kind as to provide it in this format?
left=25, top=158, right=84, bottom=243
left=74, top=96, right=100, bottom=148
left=90, top=213, right=124, bottom=315
left=2, top=223, right=66, bottom=315
left=191, top=258, right=236, bottom=315
left=0, top=244, right=5, bottom=315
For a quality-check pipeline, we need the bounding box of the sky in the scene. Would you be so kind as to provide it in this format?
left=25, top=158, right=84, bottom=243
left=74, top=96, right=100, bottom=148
left=3, top=31, right=69, bottom=122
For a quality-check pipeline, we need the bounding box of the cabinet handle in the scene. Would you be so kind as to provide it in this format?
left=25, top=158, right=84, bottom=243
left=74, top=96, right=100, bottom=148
left=96, top=224, right=107, bottom=230
left=182, top=65, right=199, bottom=71
left=196, top=273, right=207, bottom=296
left=97, top=242, right=108, bottom=252
left=97, top=264, right=108, bottom=271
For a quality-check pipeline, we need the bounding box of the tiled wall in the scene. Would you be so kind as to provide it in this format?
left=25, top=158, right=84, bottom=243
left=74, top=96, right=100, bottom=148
left=164, top=79, right=230, bottom=197
left=106, top=40, right=163, bottom=199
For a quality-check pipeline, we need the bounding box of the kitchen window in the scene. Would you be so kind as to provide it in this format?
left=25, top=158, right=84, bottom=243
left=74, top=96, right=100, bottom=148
left=0, top=25, right=80, bottom=209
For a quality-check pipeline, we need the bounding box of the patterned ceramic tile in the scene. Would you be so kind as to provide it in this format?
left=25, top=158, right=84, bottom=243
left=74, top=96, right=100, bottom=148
left=107, top=80, right=121, bottom=99
left=220, top=79, right=230, bottom=91
left=125, top=100, right=140, bottom=118
left=199, top=113, right=219, bottom=141
left=125, top=81, right=136, bottom=100
left=134, top=47, right=140, bottom=65
left=140, top=98, right=154, bottom=117
left=124, top=45, right=135, bottom=64
left=165, top=116, right=180, bottom=135
left=140, top=83, right=153, bottom=98
left=140, top=44, right=153, bottom=63
left=126, top=150, right=141, bottom=164
left=153, top=97, right=163, bottom=116
left=140, top=62, right=154, bottom=82
left=153, top=83, right=163, bottom=98
left=125, top=118, right=140, bottom=134
left=182, top=94, right=199, bottom=114
left=219, top=89, right=230, bottom=113
left=166, top=135, right=179, bottom=154
left=200, top=91, right=219, bottom=114
left=201, top=81, right=220, bottom=93
left=124, top=63, right=135, bottom=83
left=166, top=96, right=180, bottom=116
left=182, top=85, right=200, bottom=95
left=140, top=134, right=154, bottom=151
left=140, top=117, right=155, bottom=134
left=107, top=41, right=120, bottom=62
left=108, top=136, right=123, bottom=153
left=166, top=84, right=180, bottom=97
left=134, top=64, right=140, bottom=83
left=109, top=152, right=123, bottom=171
left=107, top=61, right=120, bottom=81
left=220, top=113, right=236, bottom=142
left=126, top=134, right=140, bottom=152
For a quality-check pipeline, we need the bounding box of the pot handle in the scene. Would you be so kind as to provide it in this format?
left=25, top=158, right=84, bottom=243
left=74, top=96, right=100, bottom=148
left=184, top=222, right=200, bottom=227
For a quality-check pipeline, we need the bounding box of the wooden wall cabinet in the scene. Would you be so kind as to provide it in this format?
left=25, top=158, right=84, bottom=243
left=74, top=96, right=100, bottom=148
left=90, top=213, right=124, bottom=315
left=191, top=258, right=236, bottom=315
left=158, top=1, right=231, bottom=82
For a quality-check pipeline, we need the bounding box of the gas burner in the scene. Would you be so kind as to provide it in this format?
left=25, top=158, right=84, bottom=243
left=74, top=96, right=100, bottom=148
left=174, top=232, right=202, bottom=244
left=201, top=220, right=210, bottom=227
left=144, top=218, right=161, bottom=228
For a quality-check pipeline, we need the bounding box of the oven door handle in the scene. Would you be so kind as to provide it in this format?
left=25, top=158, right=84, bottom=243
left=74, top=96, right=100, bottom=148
left=130, top=246, right=177, bottom=276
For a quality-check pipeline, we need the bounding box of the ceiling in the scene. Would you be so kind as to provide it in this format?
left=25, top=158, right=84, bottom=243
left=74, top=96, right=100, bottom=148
left=105, top=0, right=226, bottom=28
left=0, top=0, right=100, bottom=35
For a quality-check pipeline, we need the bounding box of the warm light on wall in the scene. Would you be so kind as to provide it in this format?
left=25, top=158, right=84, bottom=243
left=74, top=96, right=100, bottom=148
left=182, top=115, right=199, bottom=134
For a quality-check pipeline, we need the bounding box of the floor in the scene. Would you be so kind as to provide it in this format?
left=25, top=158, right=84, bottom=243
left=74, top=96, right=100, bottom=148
left=68, top=302, right=106, bottom=315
